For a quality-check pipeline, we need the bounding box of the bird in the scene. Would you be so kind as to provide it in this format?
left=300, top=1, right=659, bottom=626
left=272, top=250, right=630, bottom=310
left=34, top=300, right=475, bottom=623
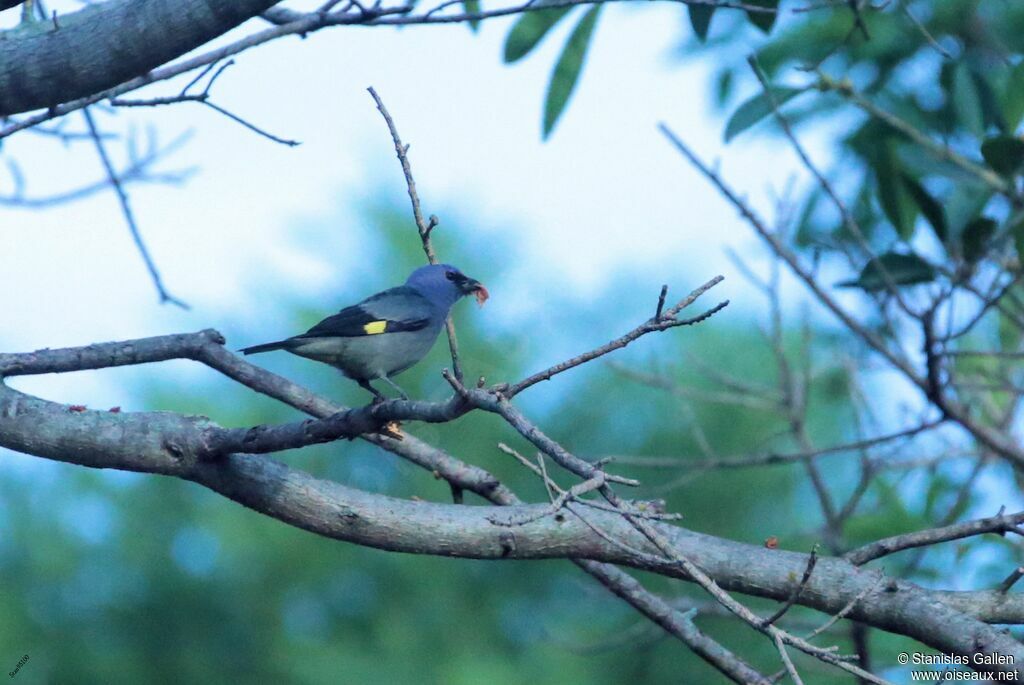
left=240, top=263, right=489, bottom=400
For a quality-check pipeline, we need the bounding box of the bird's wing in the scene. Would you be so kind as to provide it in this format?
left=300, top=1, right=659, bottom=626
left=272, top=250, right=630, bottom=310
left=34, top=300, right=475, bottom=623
left=299, top=287, right=434, bottom=339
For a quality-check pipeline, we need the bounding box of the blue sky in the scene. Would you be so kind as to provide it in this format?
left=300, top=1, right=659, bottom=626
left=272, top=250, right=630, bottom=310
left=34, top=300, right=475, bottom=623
left=2, top=3, right=823, bottom=406
left=2, top=1, right=1020, bottom=599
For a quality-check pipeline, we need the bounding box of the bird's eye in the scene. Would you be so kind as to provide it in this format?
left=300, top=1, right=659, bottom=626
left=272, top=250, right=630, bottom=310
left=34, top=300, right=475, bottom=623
left=445, top=271, right=457, bottom=281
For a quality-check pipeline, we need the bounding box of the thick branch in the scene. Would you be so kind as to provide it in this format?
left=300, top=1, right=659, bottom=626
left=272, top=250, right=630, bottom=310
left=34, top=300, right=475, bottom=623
left=0, top=0, right=281, bottom=116
left=198, top=395, right=469, bottom=457
left=198, top=338, right=765, bottom=682
left=3, top=331, right=1022, bottom=672
left=0, top=391, right=1014, bottom=671
left=0, top=328, right=516, bottom=505
left=0, top=0, right=786, bottom=138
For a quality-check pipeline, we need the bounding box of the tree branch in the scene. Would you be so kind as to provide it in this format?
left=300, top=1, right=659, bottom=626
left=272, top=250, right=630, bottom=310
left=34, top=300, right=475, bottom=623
left=0, top=0, right=787, bottom=137
left=845, top=510, right=1024, bottom=566
left=0, top=0, right=281, bottom=117
left=507, top=277, right=729, bottom=397
left=83, top=108, right=188, bottom=308
left=367, top=86, right=464, bottom=380
left=658, top=123, right=1024, bottom=472
left=3, top=331, right=1022, bottom=674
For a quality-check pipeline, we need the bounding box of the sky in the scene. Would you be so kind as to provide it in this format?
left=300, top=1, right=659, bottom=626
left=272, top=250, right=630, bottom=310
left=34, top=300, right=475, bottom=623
left=1, top=0, right=1019, bottom=597
left=2, top=2, right=827, bottom=409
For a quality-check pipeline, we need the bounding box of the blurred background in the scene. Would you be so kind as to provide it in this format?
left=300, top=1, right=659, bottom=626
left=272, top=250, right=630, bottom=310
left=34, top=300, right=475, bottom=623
left=3, top=1, right=1024, bottom=683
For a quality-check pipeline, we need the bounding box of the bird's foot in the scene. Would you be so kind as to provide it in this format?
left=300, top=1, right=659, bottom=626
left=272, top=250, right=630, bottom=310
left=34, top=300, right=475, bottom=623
left=357, top=378, right=388, bottom=404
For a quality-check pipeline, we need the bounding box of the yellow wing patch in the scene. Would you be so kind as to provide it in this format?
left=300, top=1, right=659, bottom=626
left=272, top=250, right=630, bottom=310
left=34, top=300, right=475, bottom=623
left=362, top=320, right=388, bottom=335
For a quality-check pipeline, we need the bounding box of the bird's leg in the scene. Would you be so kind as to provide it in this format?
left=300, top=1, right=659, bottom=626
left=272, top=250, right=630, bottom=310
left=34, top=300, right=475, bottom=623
left=379, top=375, right=410, bottom=401
left=356, top=378, right=387, bottom=404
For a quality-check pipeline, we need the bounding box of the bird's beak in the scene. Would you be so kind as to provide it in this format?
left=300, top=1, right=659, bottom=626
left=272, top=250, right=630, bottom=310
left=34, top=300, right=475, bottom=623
left=461, top=277, right=489, bottom=305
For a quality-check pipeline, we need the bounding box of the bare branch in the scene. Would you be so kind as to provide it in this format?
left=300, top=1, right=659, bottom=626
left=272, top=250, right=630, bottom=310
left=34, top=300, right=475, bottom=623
left=366, top=86, right=465, bottom=380
left=655, top=284, right=669, bottom=320
left=803, top=574, right=885, bottom=642
left=814, top=71, right=1011, bottom=196
left=845, top=510, right=1024, bottom=566
left=0, top=0, right=795, bottom=140
left=998, top=567, right=1024, bottom=594
left=747, top=55, right=916, bottom=316
left=109, top=61, right=300, bottom=146
left=1, top=330, right=1020, bottom=672
left=605, top=420, right=944, bottom=470
left=579, top=560, right=772, bottom=684
left=0, top=0, right=282, bottom=117
left=82, top=108, right=188, bottom=309
left=507, top=277, right=728, bottom=397
left=773, top=633, right=805, bottom=685
left=762, top=545, right=819, bottom=627
left=658, top=122, right=1024, bottom=471
left=0, top=129, right=194, bottom=208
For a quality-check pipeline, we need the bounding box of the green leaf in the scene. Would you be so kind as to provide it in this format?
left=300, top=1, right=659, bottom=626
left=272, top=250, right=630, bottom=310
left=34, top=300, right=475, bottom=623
left=901, top=174, right=947, bottom=243
left=463, top=0, right=480, bottom=32
left=961, top=217, right=996, bottom=263
left=542, top=5, right=600, bottom=139
left=688, top=4, right=715, bottom=41
left=981, top=135, right=1024, bottom=177
left=844, top=180, right=879, bottom=243
left=745, top=0, right=778, bottom=34
left=872, top=142, right=917, bottom=240
left=723, top=86, right=804, bottom=142
left=837, top=252, right=937, bottom=290
left=794, top=188, right=822, bottom=247
left=952, top=63, right=985, bottom=137
left=945, top=183, right=994, bottom=237
left=715, top=69, right=734, bottom=108
left=924, top=473, right=956, bottom=518
left=503, top=6, right=573, bottom=63
left=1001, top=61, right=1024, bottom=132
left=972, top=71, right=1006, bottom=133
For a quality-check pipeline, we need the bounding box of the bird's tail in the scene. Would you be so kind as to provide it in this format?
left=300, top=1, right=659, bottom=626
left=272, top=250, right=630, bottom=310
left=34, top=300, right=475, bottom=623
left=239, top=340, right=290, bottom=355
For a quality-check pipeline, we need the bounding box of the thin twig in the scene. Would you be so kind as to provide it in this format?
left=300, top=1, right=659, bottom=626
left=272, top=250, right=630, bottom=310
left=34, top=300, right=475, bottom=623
left=748, top=55, right=916, bottom=317
left=82, top=108, right=188, bottom=308
left=605, top=419, right=943, bottom=470
left=804, top=574, right=884, bottom=642
left=110, top=61, right=300, bottom=147
left=508, top=278, right=728, bottom=397
left=762, top=545, right=819, bottom=627
left=814, top=71, right=1010, bottom=196
left=774, top=632, right=805, bottom=685
left=0, top=130, right=194, bottom=208
left=658, top=122, right=1024, bottom=470
left=478, top=392, right=887, bottom=683
left=898, top=0, right=950, bottom=58
left=366, top=86, right=465, bottom=381
left=655, top=285, right=668, bottom=320
left=999, top=567, right=1024, bottom=594
left=845, top=509, right=1024, bottom=566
